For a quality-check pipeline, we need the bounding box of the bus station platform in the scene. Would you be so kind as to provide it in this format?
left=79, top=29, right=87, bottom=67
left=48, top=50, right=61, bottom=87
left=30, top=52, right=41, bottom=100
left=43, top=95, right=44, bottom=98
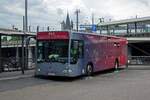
left=0, top=70, right=34, bottom=81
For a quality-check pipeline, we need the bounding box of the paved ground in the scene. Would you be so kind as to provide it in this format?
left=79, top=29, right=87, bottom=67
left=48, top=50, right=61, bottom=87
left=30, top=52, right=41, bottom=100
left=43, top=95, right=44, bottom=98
left=0, top=66, right=150, bottom=100
left=0, top=70, right=34, bottom=81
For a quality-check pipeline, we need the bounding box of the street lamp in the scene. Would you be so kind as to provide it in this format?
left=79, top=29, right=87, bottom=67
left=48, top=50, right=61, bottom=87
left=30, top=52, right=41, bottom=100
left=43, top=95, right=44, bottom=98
left=75, top=9, right=80, bottom=32
left=23, top=0, right=28, bottom=32
left=21, top=0, right=28, bottom=74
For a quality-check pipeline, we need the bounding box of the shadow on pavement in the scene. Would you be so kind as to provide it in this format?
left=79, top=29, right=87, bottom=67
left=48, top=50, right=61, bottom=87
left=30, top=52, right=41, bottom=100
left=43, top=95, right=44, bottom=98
left=35, top=68, right=125, bottom=82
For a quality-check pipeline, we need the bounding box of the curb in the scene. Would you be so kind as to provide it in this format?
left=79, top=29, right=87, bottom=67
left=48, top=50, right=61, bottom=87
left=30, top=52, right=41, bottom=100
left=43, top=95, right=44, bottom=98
left=0, top=74, right=33, bottom=81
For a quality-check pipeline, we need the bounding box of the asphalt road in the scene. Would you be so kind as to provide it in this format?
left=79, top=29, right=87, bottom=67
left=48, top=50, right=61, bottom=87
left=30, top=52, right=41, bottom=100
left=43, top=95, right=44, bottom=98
left=0, top=66, right=150, bottom=100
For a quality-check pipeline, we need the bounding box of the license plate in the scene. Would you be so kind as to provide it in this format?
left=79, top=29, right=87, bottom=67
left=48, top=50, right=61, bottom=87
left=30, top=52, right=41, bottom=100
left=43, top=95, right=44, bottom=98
left=48, top=73, right=55, bottom=76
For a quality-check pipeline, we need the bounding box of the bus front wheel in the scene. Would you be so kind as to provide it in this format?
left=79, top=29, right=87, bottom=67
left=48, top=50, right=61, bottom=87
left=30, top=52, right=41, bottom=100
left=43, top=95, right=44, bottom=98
left=86, top=64, right=93, bottom=76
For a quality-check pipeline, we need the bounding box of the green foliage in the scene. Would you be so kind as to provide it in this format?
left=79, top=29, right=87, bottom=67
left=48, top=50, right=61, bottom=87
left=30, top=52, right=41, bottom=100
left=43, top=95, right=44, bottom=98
left=9, top=36, right=21, bottom=41
left=2, top=36, right=7, bottom=42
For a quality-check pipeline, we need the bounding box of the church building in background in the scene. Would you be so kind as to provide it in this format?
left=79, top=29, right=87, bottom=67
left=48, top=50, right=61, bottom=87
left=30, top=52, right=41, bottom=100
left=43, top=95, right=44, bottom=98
left=61, top=13, right=73, bottom=31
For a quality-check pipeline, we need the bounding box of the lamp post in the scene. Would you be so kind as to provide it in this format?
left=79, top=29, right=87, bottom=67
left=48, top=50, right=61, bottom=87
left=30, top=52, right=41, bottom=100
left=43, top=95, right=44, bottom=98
left=92, top=13, right=94, bottom=26
left=25, top=0, right=28, bottom=70
left=25, top=0, right=28, bottom=32
left=75, top=9, right=80, bottom=32
left=21, top=0, right=28, bottom=74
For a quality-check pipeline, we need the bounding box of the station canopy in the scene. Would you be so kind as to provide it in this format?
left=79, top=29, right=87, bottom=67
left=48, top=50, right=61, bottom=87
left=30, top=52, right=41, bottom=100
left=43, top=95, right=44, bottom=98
left=0, top=28, right=36, bottom=36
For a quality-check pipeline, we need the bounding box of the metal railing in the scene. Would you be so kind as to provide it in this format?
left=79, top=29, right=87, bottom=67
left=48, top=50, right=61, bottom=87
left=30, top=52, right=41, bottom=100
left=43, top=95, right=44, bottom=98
left=0, top=57, right=35, bottom=72
left=128, top=56, right=150, bottom=65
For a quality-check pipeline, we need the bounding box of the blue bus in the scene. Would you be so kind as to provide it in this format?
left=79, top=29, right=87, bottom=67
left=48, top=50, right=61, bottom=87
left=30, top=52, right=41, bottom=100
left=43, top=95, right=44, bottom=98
left=35, top=31, right=128, bottom=77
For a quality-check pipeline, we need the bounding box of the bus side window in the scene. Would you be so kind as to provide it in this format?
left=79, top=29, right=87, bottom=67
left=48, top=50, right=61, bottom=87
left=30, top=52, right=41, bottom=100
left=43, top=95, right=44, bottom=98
left=71, top=40, right=84, bottom=59
left=78, top=41, right=84, bottom=58
left=71, top=40, right=79, bottom=59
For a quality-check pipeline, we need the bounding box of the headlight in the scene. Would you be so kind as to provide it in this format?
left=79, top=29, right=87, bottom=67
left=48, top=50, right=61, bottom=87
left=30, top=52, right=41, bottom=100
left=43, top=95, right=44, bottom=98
left=68, top=69, right=73, bottom=73
left=38, top=69, right=41, bottom=72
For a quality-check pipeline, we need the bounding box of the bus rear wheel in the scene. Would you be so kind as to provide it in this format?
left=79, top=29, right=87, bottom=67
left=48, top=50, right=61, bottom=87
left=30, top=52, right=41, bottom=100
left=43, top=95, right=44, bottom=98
left=86, top=64, right=93, bottom=76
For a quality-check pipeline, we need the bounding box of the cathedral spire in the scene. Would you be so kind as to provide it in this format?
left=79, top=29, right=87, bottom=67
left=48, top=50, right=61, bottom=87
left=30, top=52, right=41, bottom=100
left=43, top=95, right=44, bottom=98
left=66, top=12, right=71, bottom=30
left=61, top=12, right=73, bottom=30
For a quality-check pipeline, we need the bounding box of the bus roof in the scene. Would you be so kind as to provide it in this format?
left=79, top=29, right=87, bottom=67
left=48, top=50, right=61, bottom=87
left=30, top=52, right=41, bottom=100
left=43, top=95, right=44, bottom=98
left=71, top=31, right=126, bottom=40
left=37, top=31, right=69, bottom=40
left=37, top=31, right=126, bottom=40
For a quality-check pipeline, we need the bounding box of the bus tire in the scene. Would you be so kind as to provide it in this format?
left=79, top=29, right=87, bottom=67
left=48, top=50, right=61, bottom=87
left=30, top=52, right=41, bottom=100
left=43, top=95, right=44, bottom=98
left=86, top=64, right=93, bottom=76
left=114, top=59, right=119, bottom=70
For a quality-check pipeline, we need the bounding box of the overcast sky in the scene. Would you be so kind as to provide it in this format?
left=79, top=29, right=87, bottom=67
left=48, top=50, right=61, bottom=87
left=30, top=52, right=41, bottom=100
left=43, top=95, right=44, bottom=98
left=0, top=0, right=150, bottom=30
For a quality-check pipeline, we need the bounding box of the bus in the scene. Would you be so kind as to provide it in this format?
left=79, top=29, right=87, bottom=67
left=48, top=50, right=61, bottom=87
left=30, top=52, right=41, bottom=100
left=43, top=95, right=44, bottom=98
left=35, top=31, right=128, bottom=77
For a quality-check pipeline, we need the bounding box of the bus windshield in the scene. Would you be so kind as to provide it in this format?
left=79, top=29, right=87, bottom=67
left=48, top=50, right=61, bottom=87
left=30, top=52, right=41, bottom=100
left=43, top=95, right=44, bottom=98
left=37, top=40, right=69, bottom=63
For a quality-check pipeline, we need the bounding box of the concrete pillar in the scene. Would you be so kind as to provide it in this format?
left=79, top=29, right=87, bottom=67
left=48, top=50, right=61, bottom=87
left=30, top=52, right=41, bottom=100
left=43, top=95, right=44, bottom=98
left=25, top=36, right=28, bottom=70
left=16, top=44, right=19, bottom=63
left=29, top=26, right=31, bottom=32
left=127, top=45, right=132, bottom=65
left=127, top=24, right=129, bottom=35
left=106, top=26, right=109, bottom=35
left=37, top=26, right=39, bottom=32
left=0, top=34, right=2, bottom=72
left=128, top=46, right=132, bottom=57
left=100, top=29, right=102, bottom=34
left=21, top=35, right=25, bottom=74
left=112, top=28, right=115, bottom=35
left=99, top=26, right=102, bottom=34
left=47, top=26, right=50, bottom=31
left=28, top=46, right=33, bottom=68
left=135, top=22, right=137, bottom=33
